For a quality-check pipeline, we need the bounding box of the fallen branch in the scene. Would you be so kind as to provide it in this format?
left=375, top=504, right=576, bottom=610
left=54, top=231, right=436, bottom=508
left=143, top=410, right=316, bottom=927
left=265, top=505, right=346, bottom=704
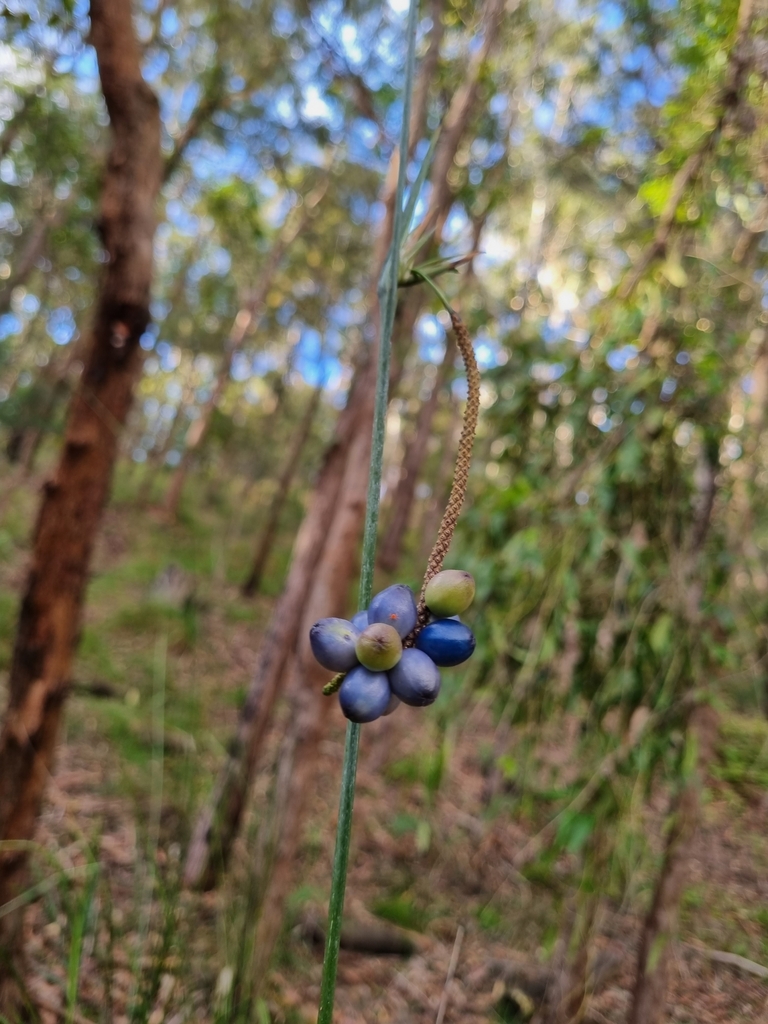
left=296, top=913, right=416, bottom=957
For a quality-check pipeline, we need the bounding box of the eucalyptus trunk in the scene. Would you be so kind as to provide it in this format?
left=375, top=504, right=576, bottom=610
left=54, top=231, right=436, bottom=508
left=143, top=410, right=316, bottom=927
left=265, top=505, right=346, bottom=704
left=0, top=0, right=162, bottom=1009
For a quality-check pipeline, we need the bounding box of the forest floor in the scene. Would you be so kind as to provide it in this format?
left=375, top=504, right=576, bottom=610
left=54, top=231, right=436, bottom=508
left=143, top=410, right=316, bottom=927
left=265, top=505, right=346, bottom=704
left=1, top=466, right=767, bottom=1024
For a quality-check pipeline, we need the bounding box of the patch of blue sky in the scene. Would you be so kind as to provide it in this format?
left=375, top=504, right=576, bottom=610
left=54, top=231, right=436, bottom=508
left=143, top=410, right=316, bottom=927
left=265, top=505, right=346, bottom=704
left=606, top=344, right=637, bottom=371
left=647, top=74, right=675, bottom=108
left=294, top=326, right=339, bottom=387
left=596, top=1, right=624, bottom=32
left=349, top=118, right=380, bottom=154
left=189, top=142, right=255, bottom=183
left=474, top=333, right=503, bottom=370
left=531, top=361, right=567, bottom=384
left=20, top=293, right=39, bottom=315
left=274, top=88, right=299, bottom=130
left=339, top=22, right=364, bottom=65
left=156, top=341, right=181, bottom=371
left=276, top=302, right=297, bottom=327
left=327, top=304, right=361, bottom=329
left=166, top=199, right=201, bottom=236
left=160, top=7, right=180, bottom=40
left=452, top=378, right=469, bottom=401
left=620, top=79, right=647, bottom=109
left=273, top=5, right=298, bottom=37
left=301, top=84, right=334, bottom=126
left=69, top=47, right=98, bottom=89
left=416, top=314, right=446, bottom=364
left=47, top=306, right=76, bottom=346
left=541, top=321, right=569, bottom=346
left=0, top=314, right=20, bottom=339
left=533, top=101, right=555, bottom=135
left=150, top=299, right=171, bottom=321
left=144, top=49, right=170, bottom=82
left=207, top=247, right=232, bottom=276
left=489, top=93, right=508, bottom=118
left=349, top=194, right=370, bottom=225
left=231, top=351, right=252, bottom=382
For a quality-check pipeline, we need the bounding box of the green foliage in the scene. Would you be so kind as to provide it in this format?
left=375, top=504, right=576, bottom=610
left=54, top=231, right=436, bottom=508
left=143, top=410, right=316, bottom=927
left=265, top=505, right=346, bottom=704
left=371, top=893, right=428, bottom=932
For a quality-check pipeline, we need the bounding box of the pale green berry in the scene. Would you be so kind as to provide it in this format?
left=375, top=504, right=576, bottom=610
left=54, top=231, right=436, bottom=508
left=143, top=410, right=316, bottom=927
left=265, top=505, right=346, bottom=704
left=356, top=622, right=402, bottom=672
left=424, top=569, right=475, bottom=617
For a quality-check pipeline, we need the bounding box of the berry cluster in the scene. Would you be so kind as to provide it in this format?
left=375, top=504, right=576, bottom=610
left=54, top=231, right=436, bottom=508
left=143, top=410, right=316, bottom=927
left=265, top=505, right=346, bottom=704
left=309, top=570, right=476, bottom=723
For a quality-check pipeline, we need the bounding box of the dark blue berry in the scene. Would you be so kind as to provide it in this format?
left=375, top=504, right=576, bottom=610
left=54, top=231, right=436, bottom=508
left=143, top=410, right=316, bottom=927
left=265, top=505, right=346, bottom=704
left=415, top=619, right=475, bottom=667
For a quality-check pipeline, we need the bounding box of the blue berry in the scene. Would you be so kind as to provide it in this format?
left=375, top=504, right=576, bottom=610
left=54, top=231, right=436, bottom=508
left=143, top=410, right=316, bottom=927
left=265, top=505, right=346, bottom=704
left=389, top=649, right=441, bottom=707
left=309, top=617, right=360, bottom=672
left=415, top=619, right=476, bottom=667
left=368, top=584, right=417, bottom=639
left=351, top=609, right=369, bottom=631
left=339, top=666, right=392, bottom=723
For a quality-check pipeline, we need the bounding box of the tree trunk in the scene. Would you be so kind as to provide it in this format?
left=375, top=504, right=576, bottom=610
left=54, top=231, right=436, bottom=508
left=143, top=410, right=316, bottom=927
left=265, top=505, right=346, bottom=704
left=184, top=0, right=503, bottom=895
left=627, top=704, right=719, bottom=1024
left=378, top=334, right=455, bottom=572
left=242, top=382, right=324, bottom=596
left=0, top=0, right=161, bottom=1011
left=162, top=205, right=313, bottom=520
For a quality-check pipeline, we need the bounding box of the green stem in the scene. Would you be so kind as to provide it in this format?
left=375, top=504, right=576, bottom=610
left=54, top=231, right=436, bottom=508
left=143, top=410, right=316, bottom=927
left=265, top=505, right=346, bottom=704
left=316, top=0, right=419, bottom=1019
left=412, top=269, right=454, bottom=314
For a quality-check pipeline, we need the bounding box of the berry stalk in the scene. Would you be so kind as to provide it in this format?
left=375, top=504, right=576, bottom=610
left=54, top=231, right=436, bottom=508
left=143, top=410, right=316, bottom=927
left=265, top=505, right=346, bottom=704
left=316, top=0, right=419, bottom=1018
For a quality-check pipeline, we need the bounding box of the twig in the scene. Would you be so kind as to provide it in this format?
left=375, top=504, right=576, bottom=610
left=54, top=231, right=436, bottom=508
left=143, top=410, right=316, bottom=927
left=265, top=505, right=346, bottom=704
left=684, top=944, right=768, bottom=979
left=435, top=925, right=465, bottom=1024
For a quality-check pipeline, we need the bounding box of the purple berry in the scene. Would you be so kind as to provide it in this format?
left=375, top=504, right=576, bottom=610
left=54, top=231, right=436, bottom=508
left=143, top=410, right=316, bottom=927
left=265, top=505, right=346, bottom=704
left=309, top=617, right=360, bottom=672
left=415, top=619, right=475, bottom=667
left=388, top=649, right=441, bottom=707
left=368, top=584, right=417, bottom=639
left=351, top=610, right=369, bottom=631
left=339, top=666, right=392, bottom=723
